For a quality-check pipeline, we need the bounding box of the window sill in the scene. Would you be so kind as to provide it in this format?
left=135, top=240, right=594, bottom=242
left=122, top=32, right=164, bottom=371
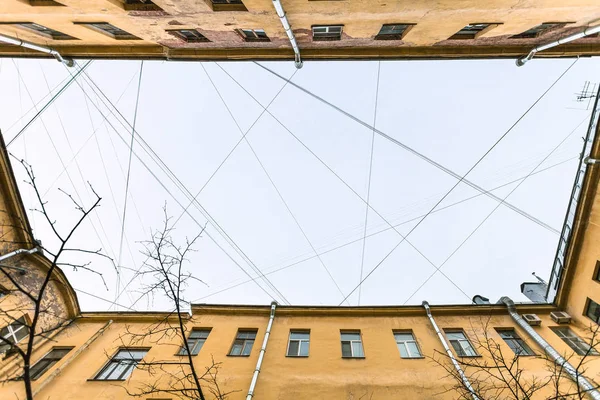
left=341, top=356, right=365, bottom=359
left=286, top=355, right=309, bottom=358
left=400, top=356, right=425, bottom=359
left=87, top=378, right=126, bottom=382
left=227, top=354, right=251, bottom=357
left=457, top=355, right=482, bottom=358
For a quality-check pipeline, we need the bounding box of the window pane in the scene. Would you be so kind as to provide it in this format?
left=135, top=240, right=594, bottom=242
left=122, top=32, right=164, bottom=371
left=446, top=332, right=465, bottom=341
left=190, top=330, right=210, bottom=339
left=394, top=332, right=414, bottom=341
left=352, top=342, right=364, bottom=357
left=30, top=360, right=54, bottom=380
left=287, top=340, right=299, bottom=356
left=341, top=332, right=360, bottom=341
left=407, top=342, right=421, bottom=357
left=397, top=343, right=409, bottom=358
left=461, top=341, right=477, bottom=356
left=450, top=340, right=465, bottom=356
left=587, top=299, right=600, bottom=322
left=242, top=340, right=254, bottom=355
left=290, top=332, right=309, bottom=340
left=341, top=341, right=352, bottom=357
left=230, top=341, right=243, bottom=356
left=299, top=341, right=309, bottom=356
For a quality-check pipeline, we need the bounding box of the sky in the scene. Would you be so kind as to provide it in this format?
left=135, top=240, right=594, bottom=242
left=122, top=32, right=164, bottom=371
left=0, top=56, right=597, bottom=312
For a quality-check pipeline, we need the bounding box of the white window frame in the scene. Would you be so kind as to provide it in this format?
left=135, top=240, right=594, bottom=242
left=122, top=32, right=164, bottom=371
left=0, top=316, right=29, bottom=350
left=340, top=331, right=364, bottom=358
left=445, top=330, right=478, bottom=357
left=552, top=327, right=599, bottom=356
left=312, top=25, right=343, bottom=40
left=286, top=330, right=310, bottom=357
left=94, top=348, right=148, bottom=381
left=394, top=331, right=422, bottom=358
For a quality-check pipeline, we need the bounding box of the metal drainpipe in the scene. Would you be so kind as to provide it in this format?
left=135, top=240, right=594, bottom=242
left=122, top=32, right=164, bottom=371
left=584, top=156, right=599, bottom=165
left=0, top=33, right=74, bottom=67
left=246, top=301, right=277, bottom=400
left=500, top=297, right=600, bottom=400
left=33, top=320, right=113, bottom=396
left=0, top=247, right=41, bottom=274
left=271, top=0, right=303, bottom=69
left=516, top=24, right=600, bottom=66
left=423, top=301, right=479, bottom=400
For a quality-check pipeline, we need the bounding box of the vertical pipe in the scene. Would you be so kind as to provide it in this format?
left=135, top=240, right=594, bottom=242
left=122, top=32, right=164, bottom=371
left=246, top=302, right=277, bottom=400
left=423, top=301, right=479, bottom=400
left=271, top=0, right=303, bottom=68
left=500, top=297, right=600, bottom=400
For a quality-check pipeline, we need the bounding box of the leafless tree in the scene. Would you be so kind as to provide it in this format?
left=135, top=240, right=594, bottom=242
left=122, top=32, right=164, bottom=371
left=116, top=207, right=235, bottom=400
left=0, top=158, right=110, bottom=400
left=431, top=317, right=600, bottom=400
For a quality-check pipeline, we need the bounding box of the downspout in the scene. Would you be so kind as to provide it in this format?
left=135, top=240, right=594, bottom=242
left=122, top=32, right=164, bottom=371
left=423, top=301, right=479, bottom=400
left=33, top=319, right=113, bottom=396
left=584, top=156, right=599, bottom=165
left=246, top=301, right=277, bottom=400
left=0, top=247, right=42, bottom=274
left=516, top=24, right=600, bottom=66
left=271, top=0, right=303, bottom=69
left=500, top=297, right=600, bottom=400
left=0, top=33, right=74, bottom=67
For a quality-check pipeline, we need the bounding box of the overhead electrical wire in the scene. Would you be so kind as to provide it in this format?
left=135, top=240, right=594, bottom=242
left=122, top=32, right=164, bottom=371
left=254, top=61, right=562, bottom=236
left=201, top=63, right=351, bottom=305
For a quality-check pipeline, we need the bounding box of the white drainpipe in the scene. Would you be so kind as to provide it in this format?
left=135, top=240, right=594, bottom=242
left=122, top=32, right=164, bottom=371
left=423, top=301, right=479, bottom=400
left=0, top=247, right=41, bottom=274
left=516, top=24, right=600, bottom=66
left=0, top=33, right=74, bottom=67
left=500, top=297, right=600, bottom=400
left=246, top=301, right=277, bottom=400
left=584, top=156, right=599, bottom=165
left=272, top=0, right=303, bottom=69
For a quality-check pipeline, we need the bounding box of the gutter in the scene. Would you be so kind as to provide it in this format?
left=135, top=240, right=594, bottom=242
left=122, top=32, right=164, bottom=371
left=423, top=301, right=479, bottom=400
left=0, top=247, right=41, bottom=274
left=0, top=33, right=74, bottom=67
left=271, top=0, right=303, bottom=68
left=500, top=297, right=600, bottom=400
left=33, top=320, right=113, bottom=396
left=517, top=24, right=600, bottom=66
left=246, top=301, right=277, bottom=400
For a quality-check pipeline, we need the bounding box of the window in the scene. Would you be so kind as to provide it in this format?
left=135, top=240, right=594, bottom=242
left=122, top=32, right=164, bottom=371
left=167, top=29, right=210, bottom=43
left=375, top=24, right=413, bottom=40
left=94, top=348, right=148, bottom=380
left=178, top=329, right=210, bottom=356
left=28, top=0, right=64, bottom=5
left=79, top=23, right=140, bottom=40
left=341, top=331, right=364, bottom=358
left=445, top=330, right=477, bottom=357
left=450, top=23, right=494, bottom=39
left=312, top=25, right=343, bottom=41
left=0, top=285, right=9, bottom=299
left=552, top=327, right=599, bottom=356
left=229, top=330, right=257, bottom=356
left=210, top=0, right=247, bottom=11
left=29, top=347, right=73, bottom=380
left=496, top=329, right=535, bottom=356
left=593, top=260, right=600, bottom=282
left=287, top=331, right=309, bottom=357
left=238, top=29, right=269, bottom=42
left=394, top=331, right=422, bottom=358
left=585, top=298, right=600, bottom=324
left=512, top=23, right=563, bottom=39
left=115, top=0, right=163, bottom=11
left=16, top=23, right=75, bottom=40
left=0, top=317, right=29, bottom=352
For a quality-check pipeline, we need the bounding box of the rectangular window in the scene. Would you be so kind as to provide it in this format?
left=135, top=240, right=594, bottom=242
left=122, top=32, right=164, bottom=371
left=450, top=23, right=494, bottom=39
left=167, top=29, right=210, bottom=43
left=585, top=298, right=600, bottom=324
left=211, top=0, right=247, bottom=11
left=29, top=347, right=73, bottom=380
left=118, top=0, right=163, bottom=11
left=79, top=22, right=140, bottom=40
left=229, top=330, right=257, bottom=356
left=496, top=329, right=535, bottom=356
left=512, top=23, right=563, bottom=39
left=312, top=25, right=343, bottom=41
left=552, top=327, right=599, bottom=356
left=394, top=331, right=422, bottom=358
left=0, top=317, right=29, bottom=352
left=287, top=331, right=310, bottom=357
left=341, top=331, right=364, bottom=358
left=375, top=24, right=413, bottom=40
left=445, top=330, right=477, bottom=357
left=16, top=23, right=75, bottom=40
left=593, top=260, right=600, bottom=282
left=238, top=29, right=269, bottom=42
left=178, top=329, right=210, bottom=356
left=94, top=348, right=148, bottom=380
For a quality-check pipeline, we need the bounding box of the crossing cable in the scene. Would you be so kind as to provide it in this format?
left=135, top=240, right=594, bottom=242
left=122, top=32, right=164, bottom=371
left=116, top=60, right=144, bottom=307
left=115, top=65, right=298, bottom=307
left=202, top=63, right=351, bottom=305
left=402, top=112, right=590, bottom=304
left=215, top=63, right=471, bottom=303
left=74, top=71, right=289, bottom=307
left=69, top=69, right=290, bottom=305
left=358, top=61, right=380, bottom=306
left=7, top=60, right=92, bottom=147
left=336, top=58, right=579, bottom=305
left=254, top=62, right=562, bottom=236
left=191, top=150, right=578, bottom=302
left=74, top=287, right=135, bottom=311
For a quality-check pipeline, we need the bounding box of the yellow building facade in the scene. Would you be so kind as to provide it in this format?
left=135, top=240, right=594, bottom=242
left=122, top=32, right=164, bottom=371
left=1, top=0, right=600, bottom=63
left=0, top=75, right=599, bottom=398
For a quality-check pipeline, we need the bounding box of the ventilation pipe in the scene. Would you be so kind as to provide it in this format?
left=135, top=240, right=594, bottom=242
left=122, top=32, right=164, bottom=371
left=271, top=0, right=303, bottom=69
left=500, top=296, right=600, bottom=400
left=246, top=301, right=277, bottom=400
left=423, top=301, right=479, bottom=400
left=0, top=33, right=74, bottom=67
left=516, top=24, right=600, bottom=66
